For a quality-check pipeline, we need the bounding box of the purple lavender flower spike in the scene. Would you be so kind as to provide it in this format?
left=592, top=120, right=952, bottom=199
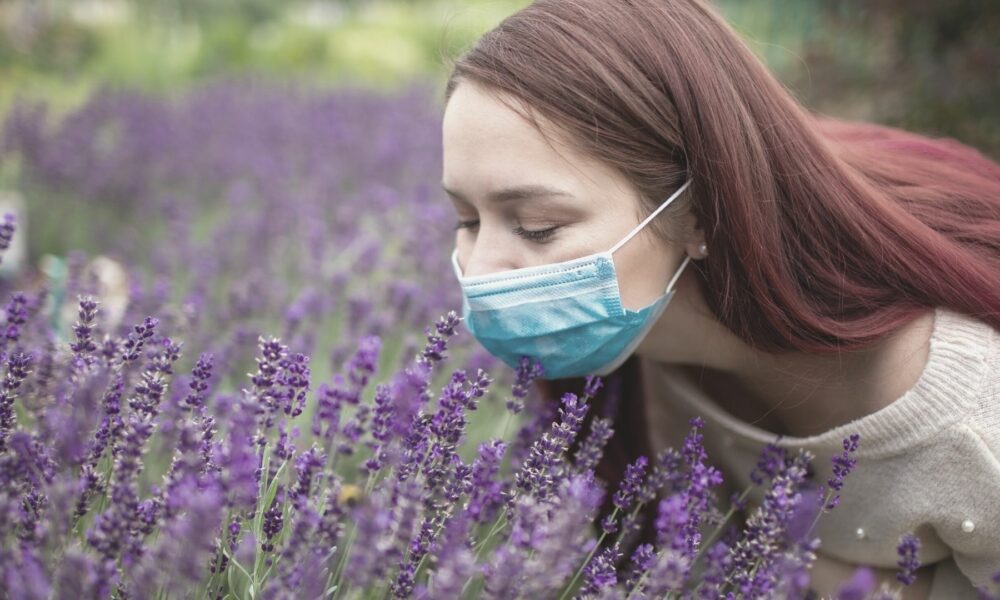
left=1, top=292, right=29, bottom=352
left=131, top=481, right=226, bottom=598
left=583, top=374, right=603, bottom=399
left=345, top=334, right=381, bottom=389
left=750, top=437, right=787, bottom=486
left=675, top=417, right=723, bottom=564
left=509, top=356, right=544, bottom=414
left=84, top=372, right=124, bottom=469
left=274, top=420, right=295, bottom=461
left=509, top=393, right=557, bottom=472
left=52, top=549, right=111, bottom=599
left=86, top=412, right=157, bottom=566
left=248, top=335, right=287, bottom=447
left=277, top=351, right=310, bottom=418
left=612, top=455, right=649, bottom=513
left=0, top=351, right=33, bottom=453
left=337, top=405, right=371, bottom=457
left=655, top=493, right=689, bottom=551
left=263, top=502, right=326, bottom=600
left=465, top=439, right=507, bottom=524
left=416, top=512, right=476, bottom=599
left=2, top=544, right=50, bottom=600
left=291, top=446, right=326, bottom=509
left=214, top=394, right=258, bottom=511
left=183, top=352, right=214, bottom=412
left=896, top=532, right=921, bottom=586
left=120, top=316, right=158, bottom=364
left=70, top=295, right=101, bottom=367
left=418, top=311, right=462, bottom=366
left=0, top=213, right=15, bottom=259
left=835, top=566, right=876, bottom=600
left=821, top=433, right=861, bottom=510
left=768, top=535, right=821, bottom=599
left=485, top=471, right=605, bottom=599
left=364, top=383, right=396, bottom=472
left=641, top=546, right=691, bottom=596
left=580, top=542, right=623, bottom=596
left=624, top=543, right=655, bottom=589
left=513, top=391, right=590, bottom=502
left=572, top=416, right=614, bottom=476
left=638, top=447, right=683, bottom=504
left=692, top=539, right=733, bottom=599
left=261, top=485, right=286, bottom=553
left=724, top=448, right=813, bottom=597
left=392, top=516, right=436, bottom=597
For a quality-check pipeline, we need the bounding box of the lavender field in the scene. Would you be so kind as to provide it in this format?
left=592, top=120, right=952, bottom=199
left=1, top=77, right=998, bottom=599
left=2, top=78, right=499, bottom=385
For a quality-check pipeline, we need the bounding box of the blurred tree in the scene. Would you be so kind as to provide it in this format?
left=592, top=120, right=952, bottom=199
left=789, top=0, right=1000, bottom=158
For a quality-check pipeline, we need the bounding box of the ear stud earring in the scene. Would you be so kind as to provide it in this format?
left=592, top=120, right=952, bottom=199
left=697, top=242, right=708, bottom=258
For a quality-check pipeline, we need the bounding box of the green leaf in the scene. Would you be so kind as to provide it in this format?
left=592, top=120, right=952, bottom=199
left=227, top=561, right=240, bottom=600
left=224, top=547, right=255, bottom=583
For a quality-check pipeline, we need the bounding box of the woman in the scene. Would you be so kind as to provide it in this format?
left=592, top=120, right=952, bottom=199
left=442, top=0, right=1000, bottom=597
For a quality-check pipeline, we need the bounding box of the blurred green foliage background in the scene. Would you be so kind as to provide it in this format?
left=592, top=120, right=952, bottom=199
left=2, top=0, right=998, bottom=157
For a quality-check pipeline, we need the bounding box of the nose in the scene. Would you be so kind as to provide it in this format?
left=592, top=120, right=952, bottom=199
left=455, top=238, right=515, bottom=279
left=457, top=247, right=495, bottom=279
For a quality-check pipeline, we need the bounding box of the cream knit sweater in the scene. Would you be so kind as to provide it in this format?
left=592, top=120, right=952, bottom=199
left=641, top=306, right=1000, bottom=598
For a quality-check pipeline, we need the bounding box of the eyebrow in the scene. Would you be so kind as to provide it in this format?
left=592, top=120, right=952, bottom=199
left=441, top=182, right=575, bottom=203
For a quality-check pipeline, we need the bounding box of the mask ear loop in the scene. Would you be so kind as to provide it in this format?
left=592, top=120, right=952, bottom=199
left=609, top=178, right=693, bottom=254
left=607, top=178, right=694, bottom=294
left=664, top=254, right=691, bottom=294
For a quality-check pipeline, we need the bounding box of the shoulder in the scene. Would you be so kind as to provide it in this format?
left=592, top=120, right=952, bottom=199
left=918, top=308, right=1000, bottom=591
left=947, top=308, right=1000, bottom=447
left=918, top=419, right=1000, bottom=592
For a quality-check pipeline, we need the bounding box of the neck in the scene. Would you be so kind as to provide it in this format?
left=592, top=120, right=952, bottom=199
left=635, top=269, right=936, bottom=437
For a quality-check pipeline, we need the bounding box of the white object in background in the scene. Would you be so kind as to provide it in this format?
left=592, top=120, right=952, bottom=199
left=58, top=255, right=130, bottom=336
left=0, top=190, right=26, bottom=278
left=86, top=255, right=130, bottom=333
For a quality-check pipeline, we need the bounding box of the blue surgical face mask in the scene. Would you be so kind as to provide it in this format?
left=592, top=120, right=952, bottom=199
left=450, top=178, right=693, bottom=379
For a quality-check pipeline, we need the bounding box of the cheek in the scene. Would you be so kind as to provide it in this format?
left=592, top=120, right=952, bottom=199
left=453, top=236, right=472, bottom=267
left=614, top=241, right=677, bottom=311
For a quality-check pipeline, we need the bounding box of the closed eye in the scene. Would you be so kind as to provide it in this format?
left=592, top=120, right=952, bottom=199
left=454, top=219, right=560, bottom=243
left=512, top=225, right=559, bottom=242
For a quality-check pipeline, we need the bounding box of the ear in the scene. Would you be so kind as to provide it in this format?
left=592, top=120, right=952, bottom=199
left=677, top=209, right=707, bottom=258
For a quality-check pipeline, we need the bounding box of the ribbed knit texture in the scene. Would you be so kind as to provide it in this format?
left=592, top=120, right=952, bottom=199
left=642, top=305, right=1000, bottom=598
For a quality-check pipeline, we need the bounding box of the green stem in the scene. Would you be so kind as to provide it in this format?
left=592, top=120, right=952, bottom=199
left=413, top=507, right=457, bottom=583
left=472, top=507, right=510, bottom=556
left=804, top=488, right=838, bottom=541
left=694, top=484, right=754, bottom=565
left=558, top=506, right=620, bottom=600
left=627, top=567, right=651, bottom=600
left=457, top=509, right=511, bottom=598
left=329, top=522, right=357, bottom=600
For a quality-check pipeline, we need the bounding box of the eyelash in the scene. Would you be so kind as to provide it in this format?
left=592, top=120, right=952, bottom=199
left=453, top=220, right=559, bottom=243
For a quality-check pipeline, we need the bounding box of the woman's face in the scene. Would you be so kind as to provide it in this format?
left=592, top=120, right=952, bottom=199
left=442, top=81, right=688, bottom=311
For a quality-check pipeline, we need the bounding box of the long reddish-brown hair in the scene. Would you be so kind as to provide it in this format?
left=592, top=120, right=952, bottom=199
left=441, top=0, right=1000, bottom=555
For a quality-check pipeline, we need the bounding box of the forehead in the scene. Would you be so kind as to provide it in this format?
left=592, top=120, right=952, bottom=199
left=441, top=82, right=622, bottom=201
